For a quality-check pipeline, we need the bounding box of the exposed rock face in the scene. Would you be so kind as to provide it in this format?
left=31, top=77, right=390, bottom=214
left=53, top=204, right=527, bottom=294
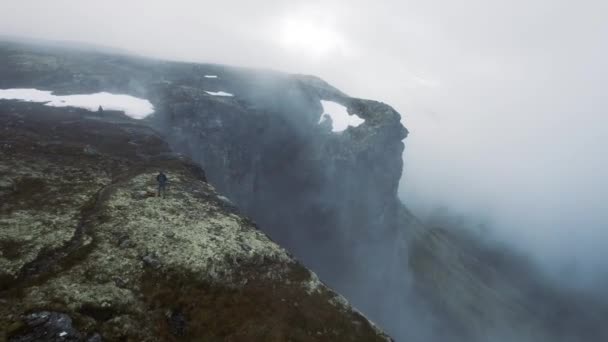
left=0, top=41, right=410, bottom=336
left=0, top=102, right=391, bottom=341
left=3, top=40, right=608, bottom=342
left=149, top=75, right=408, bottom=289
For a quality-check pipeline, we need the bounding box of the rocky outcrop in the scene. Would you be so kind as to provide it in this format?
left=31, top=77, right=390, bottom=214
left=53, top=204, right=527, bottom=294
left=3, top=40, right=608, bottom=342
left=0, top=101, right=391, bottom=341
left=0, top=41, right=410, bottom=337
left=146, top=75, right=413, bottom=339
left=148, top=74, right=408, bottom=282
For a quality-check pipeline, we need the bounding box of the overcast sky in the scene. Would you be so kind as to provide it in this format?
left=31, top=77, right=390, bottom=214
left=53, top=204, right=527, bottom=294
left=2, top=0, right=608, bottom=283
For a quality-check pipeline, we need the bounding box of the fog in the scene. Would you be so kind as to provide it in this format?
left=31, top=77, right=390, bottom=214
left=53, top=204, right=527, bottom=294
left=2, top=0, right=608, bottom=333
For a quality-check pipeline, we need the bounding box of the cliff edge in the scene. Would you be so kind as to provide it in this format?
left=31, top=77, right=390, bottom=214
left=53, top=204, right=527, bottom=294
left=0, top=101, right=391, bottom=341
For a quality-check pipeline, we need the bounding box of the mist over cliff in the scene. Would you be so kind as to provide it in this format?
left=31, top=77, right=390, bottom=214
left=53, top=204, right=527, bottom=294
left=1, top=1, right=608, bottom=341
left=3, top=40, right=608, bottom=341
left=2, top=0, right=607, bottom=287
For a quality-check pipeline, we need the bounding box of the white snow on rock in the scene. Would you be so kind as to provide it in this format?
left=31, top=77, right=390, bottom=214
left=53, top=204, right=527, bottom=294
left=205, top=91, right=234, bottom=97
left=204, top=75, right=219, bottom=79
left=318, top=100, right=365, bottom=133
left=0, top=88, right=155, bottom=119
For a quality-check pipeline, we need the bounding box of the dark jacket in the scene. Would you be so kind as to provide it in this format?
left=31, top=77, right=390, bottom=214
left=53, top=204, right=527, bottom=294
left=157, top=173, right=168, bottom=184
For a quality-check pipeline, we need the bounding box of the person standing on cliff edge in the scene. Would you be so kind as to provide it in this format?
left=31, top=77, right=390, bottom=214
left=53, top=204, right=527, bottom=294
left=157, top=171, right=168, bottom=198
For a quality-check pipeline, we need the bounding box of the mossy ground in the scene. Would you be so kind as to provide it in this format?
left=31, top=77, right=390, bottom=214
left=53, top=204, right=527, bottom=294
left=0, top=102, right=391, bottom=341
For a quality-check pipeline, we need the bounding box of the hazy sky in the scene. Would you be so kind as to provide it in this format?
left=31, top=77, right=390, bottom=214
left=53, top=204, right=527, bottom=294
left=2, top=0, right=608, bottom=283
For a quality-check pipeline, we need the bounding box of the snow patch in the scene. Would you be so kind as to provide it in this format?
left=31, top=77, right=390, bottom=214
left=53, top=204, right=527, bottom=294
left=204, top=75, right=219, bottom=79
left=205, top=91, right=234, bottom=97
left=0, top=88, right=154, bottom=119
left=318, top=100, right=364, bottom=132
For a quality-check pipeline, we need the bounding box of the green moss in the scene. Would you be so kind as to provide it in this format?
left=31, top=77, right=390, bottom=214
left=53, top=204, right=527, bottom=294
left=0, top=103, right=391, bottom=341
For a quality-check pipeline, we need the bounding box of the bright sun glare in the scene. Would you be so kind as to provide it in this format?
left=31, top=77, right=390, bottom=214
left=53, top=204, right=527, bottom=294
left=279, top=17, right=344, bottom=58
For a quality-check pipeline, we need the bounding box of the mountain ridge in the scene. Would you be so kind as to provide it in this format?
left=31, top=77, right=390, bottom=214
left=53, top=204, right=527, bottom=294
left=0, top=101, right=392, bottom=341
left=2, top=40, right=608, bottom=342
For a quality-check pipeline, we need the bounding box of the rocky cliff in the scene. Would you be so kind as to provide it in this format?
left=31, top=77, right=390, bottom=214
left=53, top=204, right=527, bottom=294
left=0, top=101, right=391, bottom=341
left=2, top=40, right=608, bottom=342
left=0, top=41, right=411, bottom=336
left=148, top=70, right=409, bottom=298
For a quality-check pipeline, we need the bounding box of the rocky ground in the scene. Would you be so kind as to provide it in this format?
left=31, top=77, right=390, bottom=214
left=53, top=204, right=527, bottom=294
left=0, top=101, right=391, bottom=341
left=3, top=40, right=608, bottom=342
left=0, top=40, right=411, bottom=337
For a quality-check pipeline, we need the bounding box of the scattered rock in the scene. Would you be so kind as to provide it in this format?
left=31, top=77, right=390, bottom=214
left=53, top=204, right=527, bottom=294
left=86, top=333, right=103, bottom=342
left=142, top=254, right=161, bottom=269
left=115, top=233, right=135, bottom=249
left=118, top=238, right=134, bottom=249
left=9, top=311, right=82, bottom=342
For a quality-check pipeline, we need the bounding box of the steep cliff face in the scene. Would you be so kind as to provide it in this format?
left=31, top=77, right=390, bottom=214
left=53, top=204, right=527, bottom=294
left=0, top=41, right=411, bottom=335
left=0, top=101, right=391, bottom=341
left=148, top=76, right=408, bottom=289
left=3, top=40, right=608, bottom=342
left=145, top=74, right=413, bottom=336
